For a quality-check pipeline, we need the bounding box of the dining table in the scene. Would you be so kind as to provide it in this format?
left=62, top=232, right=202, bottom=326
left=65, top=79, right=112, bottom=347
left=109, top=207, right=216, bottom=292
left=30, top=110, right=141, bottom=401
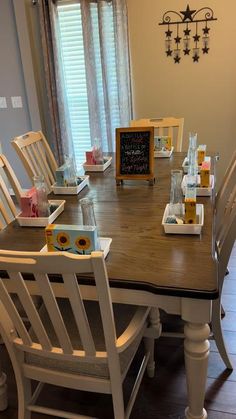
left=0, top=152, right=218, bottom=419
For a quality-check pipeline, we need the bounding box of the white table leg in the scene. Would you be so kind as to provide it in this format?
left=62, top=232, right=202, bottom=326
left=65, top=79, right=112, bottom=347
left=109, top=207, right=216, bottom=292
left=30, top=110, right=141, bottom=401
left=144, top=307, right=162, bottom=378
left=184, top=322, right=210, bottom=419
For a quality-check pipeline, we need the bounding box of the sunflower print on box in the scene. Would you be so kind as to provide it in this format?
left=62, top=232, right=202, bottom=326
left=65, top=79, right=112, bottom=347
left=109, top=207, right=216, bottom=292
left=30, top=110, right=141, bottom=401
left=45, top=224, right=98, bottom=255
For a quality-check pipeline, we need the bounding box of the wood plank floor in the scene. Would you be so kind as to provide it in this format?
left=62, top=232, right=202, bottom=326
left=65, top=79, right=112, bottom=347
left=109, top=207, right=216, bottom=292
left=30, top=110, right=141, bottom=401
left=1, top=244, right=236, bottom=418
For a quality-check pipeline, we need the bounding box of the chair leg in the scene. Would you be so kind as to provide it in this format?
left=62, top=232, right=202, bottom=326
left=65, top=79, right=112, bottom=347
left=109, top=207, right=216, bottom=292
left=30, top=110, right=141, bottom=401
left=144, top=307, right=162, bottom=378
left=111, top=386, right=125, bottom=419
left=212, top=298, right=233, bottom=370
left=17, top=376, right=31, bottom=419
left=144, top=336, right=155, bottom=378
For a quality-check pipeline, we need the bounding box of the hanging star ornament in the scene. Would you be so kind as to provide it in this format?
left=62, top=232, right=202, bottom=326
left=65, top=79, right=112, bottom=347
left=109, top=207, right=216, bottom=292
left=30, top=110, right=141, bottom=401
left=174, top=55, right=181, bottom=63
left=174, top=35, right=181, bottom=44
left=184, top=27, right=191, bottom=36
left=203, top=26, right=210, bottom=35
left=202, top=46, right=209, bottom=54
left=193, top=53, right=199, bottom=62
left=165, top=29, right=173, bottom=37
left=180, top=4, right=196, bottom=21
left=166, top=49, right=173, bottom=56
left=183, top=48, right=190, bottom=55
left=193, top=34, right=200, bottom=42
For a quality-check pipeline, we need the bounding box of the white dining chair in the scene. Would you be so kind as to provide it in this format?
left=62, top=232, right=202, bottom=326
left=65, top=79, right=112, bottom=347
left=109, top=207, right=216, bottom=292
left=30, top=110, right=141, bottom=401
left=211, top=150, right=236, bottom=369
left=0, top=154, right=22, bottom=230
left=0, top=250, right=155, bottom=419
left=130, top=117, right=184, bottom=152
left=215, top=149, right=236, bottom=236
left=11, top=131, right=58, bottom=193
left=160, top=151, right=236, bottom=370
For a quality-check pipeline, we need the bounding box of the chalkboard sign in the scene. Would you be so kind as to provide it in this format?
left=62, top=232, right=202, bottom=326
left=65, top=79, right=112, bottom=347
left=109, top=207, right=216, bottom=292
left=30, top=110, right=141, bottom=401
left=116, top=127, right=154, bottom=185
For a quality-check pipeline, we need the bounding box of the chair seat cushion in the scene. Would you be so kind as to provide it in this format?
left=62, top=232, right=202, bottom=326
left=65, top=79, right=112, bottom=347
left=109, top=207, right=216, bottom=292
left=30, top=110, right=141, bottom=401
left=26, top=300, right=144, bottom=379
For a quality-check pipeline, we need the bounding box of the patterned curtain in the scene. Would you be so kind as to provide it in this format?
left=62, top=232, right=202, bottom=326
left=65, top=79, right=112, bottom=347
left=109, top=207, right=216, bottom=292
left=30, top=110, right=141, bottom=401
left=38, top=0, right=132, bottom=160
left=38, top=0, right=74, bottom=165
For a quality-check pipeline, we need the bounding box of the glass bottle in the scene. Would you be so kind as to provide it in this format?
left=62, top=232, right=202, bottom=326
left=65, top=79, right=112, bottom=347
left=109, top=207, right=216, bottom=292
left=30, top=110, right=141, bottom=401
left=92, top=138, right=103, bottom=165
left=169, top=170, right=184, bottom=217
left=187, top=132, right=197, bottom=163
left=33, top=175, right=49, bottom=217
left=80, top=197, right=101, bottom=250
left=65, top=154, right=77, bottom=187
left=187, top=132, right=198, bottom=186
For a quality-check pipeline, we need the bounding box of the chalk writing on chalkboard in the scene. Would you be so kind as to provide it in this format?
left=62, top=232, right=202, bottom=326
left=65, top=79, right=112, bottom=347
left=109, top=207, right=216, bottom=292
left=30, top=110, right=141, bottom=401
left=115, top=127, right=154, bottom=185
left=120, top=131, right=150, bottom=175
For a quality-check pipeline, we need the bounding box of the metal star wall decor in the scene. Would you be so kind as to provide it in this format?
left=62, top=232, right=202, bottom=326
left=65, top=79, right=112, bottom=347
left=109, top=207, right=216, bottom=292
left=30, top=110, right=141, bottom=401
left=159, top=5, right=217, bottom=64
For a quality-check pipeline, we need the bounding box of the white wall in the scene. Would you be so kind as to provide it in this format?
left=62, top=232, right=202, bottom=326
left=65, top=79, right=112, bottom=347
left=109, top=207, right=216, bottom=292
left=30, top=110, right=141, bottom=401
left=127, top=0, right=236, bottom=179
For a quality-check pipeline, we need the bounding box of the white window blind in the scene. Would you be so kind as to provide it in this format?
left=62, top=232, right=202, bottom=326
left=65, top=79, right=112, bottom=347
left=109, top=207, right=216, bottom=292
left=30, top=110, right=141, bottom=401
left=57, top=1, right=120, bottom=166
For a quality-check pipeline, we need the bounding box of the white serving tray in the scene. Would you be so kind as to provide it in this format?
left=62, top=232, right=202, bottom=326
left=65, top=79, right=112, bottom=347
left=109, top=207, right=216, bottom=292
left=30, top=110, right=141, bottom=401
left=181, top=175, right=214, bottom=197
left=16, top=200, right=65, bottom=227
left=154, top=146, right=174, bottom=158
left=52, top=175, right=89, bottom=195
left=83, top=156, right=112, bottom=172
left=182, top=156, right=211, bottom=174
left=40, top=237, right=112, bottom=259
left=162, top=203, right=204, bottom=235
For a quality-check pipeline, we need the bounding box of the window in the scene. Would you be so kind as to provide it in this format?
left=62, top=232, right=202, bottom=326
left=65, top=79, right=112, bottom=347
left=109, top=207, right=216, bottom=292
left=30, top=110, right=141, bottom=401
left=56, top=1, right=123, bottom=166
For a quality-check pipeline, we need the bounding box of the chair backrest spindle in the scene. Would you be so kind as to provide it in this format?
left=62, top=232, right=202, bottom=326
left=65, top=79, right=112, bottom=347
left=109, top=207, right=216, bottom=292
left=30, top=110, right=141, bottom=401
left=11, top=131, right=58, bottom=192
left=0, top=155, right=22, bottom=229
left=130, top=117, right=184, bottom=151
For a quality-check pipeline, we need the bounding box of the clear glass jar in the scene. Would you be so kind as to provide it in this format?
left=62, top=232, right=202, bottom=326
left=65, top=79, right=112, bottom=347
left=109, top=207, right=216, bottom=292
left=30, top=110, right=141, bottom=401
left=80, top=197, right=101, bottom=250
left=169, top=170, right=184, bottom=217
left=92, top=138, right=103, bottom=165
left=65, top=154, right=77, bottom=187
left=33, top=175, right=49, bottom=217
left=187, top=132, right=197, bottom=163
left=187, top=132, right=198, bottom=185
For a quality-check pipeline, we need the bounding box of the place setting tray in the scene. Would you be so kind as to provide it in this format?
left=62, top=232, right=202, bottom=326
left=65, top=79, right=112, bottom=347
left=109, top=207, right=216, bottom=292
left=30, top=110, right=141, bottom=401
left=52, top=175, right=89, bottom=195
left=83, top=156, right=112, bottom=172
left=40, top=237, right=112, bottom=259
left=182, top=156, right=211, bottom=174
left=181, top=175, right=214, bottom=197
left=16, top=200, right=65, bottom=227
left=154, top=146, right=174, bottom=158
left=162, top=203, right=204, bottom=235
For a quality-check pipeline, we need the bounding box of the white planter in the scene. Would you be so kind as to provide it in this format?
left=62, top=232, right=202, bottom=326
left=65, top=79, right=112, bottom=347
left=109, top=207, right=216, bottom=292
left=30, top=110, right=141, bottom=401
left=52, top=175, right=89, bottom=195
left=83, top=156, right=112, bottom=172
left=41, top=237, right=112, bottom=259
left=16, top=200, right=65, bottom=227
left=162, top=203, right=204, bottom=235
left=181, top=175, right=214, bottom=197
left=154, top=146, right=174, bottom=158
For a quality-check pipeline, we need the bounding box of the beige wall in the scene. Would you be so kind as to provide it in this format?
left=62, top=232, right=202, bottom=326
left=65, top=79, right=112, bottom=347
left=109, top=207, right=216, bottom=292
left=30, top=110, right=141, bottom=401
left=127, top=0, right=236, bottom=179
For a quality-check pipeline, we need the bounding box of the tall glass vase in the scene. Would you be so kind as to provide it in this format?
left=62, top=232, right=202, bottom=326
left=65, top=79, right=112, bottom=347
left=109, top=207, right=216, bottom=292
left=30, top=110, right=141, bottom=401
left=169, top=170, right=183, bottom=217
left=187, top=132, right=198, bottom=186
left=80, top=197, right=101, bottom=250
left=187, top=132, right=197, bottom=162
left=33, top=175, right=49, bottom=217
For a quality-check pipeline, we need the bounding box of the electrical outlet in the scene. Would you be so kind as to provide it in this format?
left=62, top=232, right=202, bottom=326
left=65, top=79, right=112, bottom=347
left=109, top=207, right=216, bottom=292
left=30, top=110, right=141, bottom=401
left=11, top=96, right=23, bottom=108
left=0, top=97, right=7, bottom=108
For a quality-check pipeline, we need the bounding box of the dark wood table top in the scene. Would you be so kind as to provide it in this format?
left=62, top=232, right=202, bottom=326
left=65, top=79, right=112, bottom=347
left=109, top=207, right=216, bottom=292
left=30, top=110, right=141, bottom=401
left=0, top=153, right=218, bottom=299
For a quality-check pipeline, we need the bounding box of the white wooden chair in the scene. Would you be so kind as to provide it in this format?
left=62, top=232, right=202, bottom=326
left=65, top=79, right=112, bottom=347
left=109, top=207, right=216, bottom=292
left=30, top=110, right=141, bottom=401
left=130, top=117, right=184, bottom=152
left=0, top=250, right=155, bottom=419
left=211, top=150, right=236, bottom=369
left=0, top=155, right=22, bottom=230
left=215, top=149, right=236, bottom=236
left=160, top=151, right=236, bottom=370
left=11, top=131, right=58, bottom=193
